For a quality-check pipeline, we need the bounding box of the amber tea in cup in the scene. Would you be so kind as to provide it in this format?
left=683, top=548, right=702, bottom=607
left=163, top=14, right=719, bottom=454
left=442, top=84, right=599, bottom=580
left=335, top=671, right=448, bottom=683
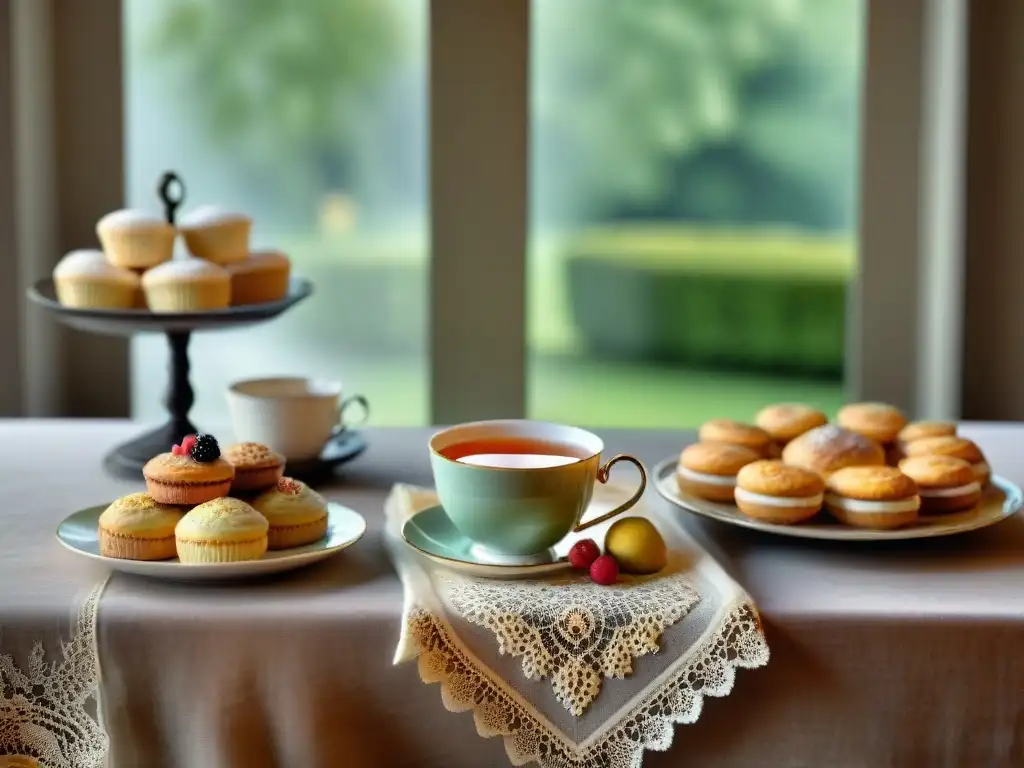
left=438, top=437, right=587, bottom=469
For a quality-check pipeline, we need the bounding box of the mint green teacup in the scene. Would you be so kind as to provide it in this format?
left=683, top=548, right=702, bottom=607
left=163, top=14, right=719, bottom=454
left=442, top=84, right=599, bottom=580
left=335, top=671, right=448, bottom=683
left=429, top=419, right=647, bottom=558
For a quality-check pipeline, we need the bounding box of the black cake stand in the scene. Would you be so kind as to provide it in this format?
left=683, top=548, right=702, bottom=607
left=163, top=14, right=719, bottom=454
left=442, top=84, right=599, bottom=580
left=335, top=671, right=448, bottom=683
left=25, top=171, right=342, bottom=480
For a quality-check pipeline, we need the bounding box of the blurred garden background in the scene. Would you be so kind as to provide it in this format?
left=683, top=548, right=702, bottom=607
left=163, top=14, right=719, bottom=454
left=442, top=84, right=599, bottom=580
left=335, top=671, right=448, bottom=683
left=126, top=0, right=863, bottom=428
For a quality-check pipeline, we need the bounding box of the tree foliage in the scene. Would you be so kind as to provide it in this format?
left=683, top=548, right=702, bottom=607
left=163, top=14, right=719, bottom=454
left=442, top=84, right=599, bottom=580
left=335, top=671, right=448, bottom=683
left=148, top=0, right=861, bottom=231
left=533, top=0, right=862, bottom=229
left=149, top=0, right=400, bottom=208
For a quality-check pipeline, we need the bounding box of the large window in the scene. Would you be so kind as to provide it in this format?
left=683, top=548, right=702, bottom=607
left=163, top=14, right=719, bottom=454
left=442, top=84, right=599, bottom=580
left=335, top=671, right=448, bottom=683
left=528, top=0, right=863, bottom=426
left=125, top=0, right=429, bottom=427
left=0, top=0, right=954, bottom=423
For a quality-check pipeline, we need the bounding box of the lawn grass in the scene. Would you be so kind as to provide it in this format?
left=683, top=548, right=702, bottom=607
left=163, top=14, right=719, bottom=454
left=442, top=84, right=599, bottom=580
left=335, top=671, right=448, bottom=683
left=339, top=354, right=847, bottom=427
left=528, top=356, right=846, bottom=427
left=136, top=226, right=850, bottom=430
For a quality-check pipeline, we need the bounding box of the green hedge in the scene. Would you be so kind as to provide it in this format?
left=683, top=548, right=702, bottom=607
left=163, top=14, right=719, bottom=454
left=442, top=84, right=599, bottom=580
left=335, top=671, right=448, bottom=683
left=563, top=227, right=855, bottom=376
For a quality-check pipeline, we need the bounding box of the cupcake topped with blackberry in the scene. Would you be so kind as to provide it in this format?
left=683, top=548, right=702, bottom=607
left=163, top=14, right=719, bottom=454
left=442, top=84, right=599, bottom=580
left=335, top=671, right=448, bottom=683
left=143, top=433, right=234, bottom=506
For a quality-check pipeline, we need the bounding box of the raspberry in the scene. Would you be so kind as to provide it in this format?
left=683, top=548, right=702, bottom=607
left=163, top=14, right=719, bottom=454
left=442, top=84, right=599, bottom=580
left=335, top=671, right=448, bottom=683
left=171, top=444, right=184, bottom=456
left=568, top=539, right=601, bottom=570
left=181, top=434, right=197, bottom=454
left=589, top=555, right=619, bottom=586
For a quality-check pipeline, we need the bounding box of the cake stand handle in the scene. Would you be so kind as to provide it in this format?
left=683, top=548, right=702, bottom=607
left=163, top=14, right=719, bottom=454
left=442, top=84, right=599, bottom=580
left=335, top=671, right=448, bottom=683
left=159, top=171, right=186, bottom=225
left=166, top=331, right=196, bottom=437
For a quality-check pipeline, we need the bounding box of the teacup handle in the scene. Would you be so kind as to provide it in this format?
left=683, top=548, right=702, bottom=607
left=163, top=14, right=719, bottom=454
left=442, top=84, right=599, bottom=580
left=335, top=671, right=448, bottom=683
left=331, top=394, right=370, bottom=435
left=573, top=454, right=648, bottom=533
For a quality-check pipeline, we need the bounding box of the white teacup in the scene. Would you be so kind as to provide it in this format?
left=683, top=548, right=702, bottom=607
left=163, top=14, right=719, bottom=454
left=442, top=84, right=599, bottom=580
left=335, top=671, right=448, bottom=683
left=227, top=377, right=369, bottom=461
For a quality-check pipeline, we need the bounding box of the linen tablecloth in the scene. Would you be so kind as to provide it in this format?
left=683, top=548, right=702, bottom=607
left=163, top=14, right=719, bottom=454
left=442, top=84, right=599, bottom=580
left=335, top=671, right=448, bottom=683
left=1, top=420, right=1022, bottom=767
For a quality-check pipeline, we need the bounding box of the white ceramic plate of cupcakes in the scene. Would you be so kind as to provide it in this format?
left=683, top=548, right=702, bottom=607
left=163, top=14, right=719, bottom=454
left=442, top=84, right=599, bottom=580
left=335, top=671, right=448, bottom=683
left=653, top=403, right=1023, bottom=541
left=54, top=434, right=367, bottom=580
left=56, top=500, right=367, bottom=580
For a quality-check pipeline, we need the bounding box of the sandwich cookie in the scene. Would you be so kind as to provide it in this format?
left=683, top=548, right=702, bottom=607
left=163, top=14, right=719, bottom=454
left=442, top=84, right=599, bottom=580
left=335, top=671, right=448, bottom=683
left=676, top=442, right=760, bottom=503
left=734, top=460, right=825, bottom=525
left=891, top=420, right=958, bottom=463
left=824, top=466, right=920, bottom=529
left=781, top=424, right=885, bottom=477
left=697, top=419, right=777, bottom=458
left=836, top=402, right=908, bottom=445
left=898, top=455, right=982, bottom=514
left=898, top=420, right=957, bottom=444
left=754, top=403, right=828, bottom=446
left=903, top=436, right=991, bottom=486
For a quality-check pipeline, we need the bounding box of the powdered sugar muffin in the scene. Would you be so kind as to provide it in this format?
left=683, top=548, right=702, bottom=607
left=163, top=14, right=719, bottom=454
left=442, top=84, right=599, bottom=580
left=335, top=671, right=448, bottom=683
left=252, top=477, right=329, bottom=549
left=178, top=205, right=251, bottom=265
left=96, top=209, right=176, bottom=269
left=227, top=249, right=291, bottom=305
left=142, top=257, right=230, bottom=311
left=53, top=249, right=140, bottom=309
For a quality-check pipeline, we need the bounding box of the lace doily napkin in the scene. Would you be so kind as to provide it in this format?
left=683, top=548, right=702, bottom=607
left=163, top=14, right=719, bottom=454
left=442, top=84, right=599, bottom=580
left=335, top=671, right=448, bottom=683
left=0, top=582, right=107, bottom=768
left=386, top=484, right=769, bottom=768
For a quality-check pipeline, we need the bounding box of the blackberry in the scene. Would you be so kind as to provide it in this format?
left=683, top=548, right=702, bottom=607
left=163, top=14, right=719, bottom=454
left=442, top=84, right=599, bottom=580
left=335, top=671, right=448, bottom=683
left=190, top=434, right=221, bottom=463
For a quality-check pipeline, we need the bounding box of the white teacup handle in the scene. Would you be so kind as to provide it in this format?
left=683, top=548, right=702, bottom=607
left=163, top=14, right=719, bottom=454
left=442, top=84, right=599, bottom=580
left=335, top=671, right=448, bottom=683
left=331, top=394, right=370, bottom=436
left=573, top=454, right=647, bottom=533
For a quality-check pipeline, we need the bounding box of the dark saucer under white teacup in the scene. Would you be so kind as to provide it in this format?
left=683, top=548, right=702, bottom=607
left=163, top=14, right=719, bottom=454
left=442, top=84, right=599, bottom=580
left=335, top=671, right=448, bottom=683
left=226, top=376, right=370, bottom=480
left=283, top=428, right=368, bottom=481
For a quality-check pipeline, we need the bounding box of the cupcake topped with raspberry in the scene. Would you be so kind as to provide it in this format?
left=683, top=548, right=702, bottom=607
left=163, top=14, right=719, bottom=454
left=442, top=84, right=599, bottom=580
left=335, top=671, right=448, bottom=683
left=143, top=434, right=234, bottom=506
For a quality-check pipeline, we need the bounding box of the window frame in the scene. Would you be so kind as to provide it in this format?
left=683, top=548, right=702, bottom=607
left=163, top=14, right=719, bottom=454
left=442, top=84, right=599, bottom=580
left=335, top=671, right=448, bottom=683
left=1, top=0, right=967, bottom=422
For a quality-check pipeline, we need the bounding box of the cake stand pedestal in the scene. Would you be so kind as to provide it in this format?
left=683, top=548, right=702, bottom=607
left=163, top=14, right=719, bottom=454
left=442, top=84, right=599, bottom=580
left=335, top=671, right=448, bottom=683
left=28, top=276, right=314, bottom=479
left=26, top=171, right=315, bottom=479
left=103, top=331, right=197, bottom=477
